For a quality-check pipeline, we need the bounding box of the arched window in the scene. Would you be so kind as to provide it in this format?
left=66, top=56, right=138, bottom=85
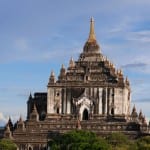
left=111, top=108, right=114, bottom=115
left=82, top=109, right=89, bottom=120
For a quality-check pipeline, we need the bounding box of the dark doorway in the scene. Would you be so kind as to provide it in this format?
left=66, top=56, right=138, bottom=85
left=111, top=108, right=114, bottom=115
left=29, top=147, right=32, bottom=150
left=57, top=108, right=59, bottom=114
left=82, top=109, right=89, bottom=120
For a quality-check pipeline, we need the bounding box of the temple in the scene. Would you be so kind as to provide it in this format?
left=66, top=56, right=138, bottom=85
left=3, top=18, right=150, bottom=150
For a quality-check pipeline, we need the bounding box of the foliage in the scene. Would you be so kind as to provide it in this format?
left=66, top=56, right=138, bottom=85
left=106, top=132, right=129, bottom=146
left=136, top=136, right=150, bottom=150
left=48, top=130, right=150, bottom=150
left=106, top=132, right=138, bottom=150
left=0, top=139, right=17, bottom=150
left=48, top=130, right=111, bottom=150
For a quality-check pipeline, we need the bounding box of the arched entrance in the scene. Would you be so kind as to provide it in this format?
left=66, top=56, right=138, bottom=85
left=56, top=108, right=59, bottom=114
left=29, top=147, right=32, bottom=150
left=76, top=96, right=93, bottom=120
left=82, top=109, right=89, bottom=120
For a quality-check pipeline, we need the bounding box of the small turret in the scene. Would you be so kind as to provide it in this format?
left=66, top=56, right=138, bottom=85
left=142, top=116, right=147, bottom=125
left=125, top=77, right=130, bottom=85
left=138, top=109, right=144, bottom=122
left=17, top=116, right=25, bottom=131
left=116, top=69, right=124, bottom=85
left=18, top=116, right=23, bottom=123
left=60, top=64, right=66, bottom=75
left=49, top=70, right=56, bottom=83
left=119, top=69, right=123, bottom=76
left=104, top=57, right=109, bottom=66
left=4, top=123, right=12, bottom=139
left=131, top=105, right=138, bottom=121
left=7, top=117, right=14, bottom=132
left=30, top=103, right=39, bottom=121
left=58, top=64, right=66, bottom=81
left=69, top=57, right=75, bottom=68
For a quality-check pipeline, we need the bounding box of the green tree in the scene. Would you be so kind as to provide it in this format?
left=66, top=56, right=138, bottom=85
left=0, top=139, right=17, bottom=150
left=106, top=132, right=137, bottom=150
left=48, top=130, right=111, bottom=150
left=136, top=136, right=150, bottom=150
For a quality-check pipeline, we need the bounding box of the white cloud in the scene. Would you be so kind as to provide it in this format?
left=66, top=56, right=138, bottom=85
left=0, top=112, right=8, bottom=126
left=127, top=30, right=150, bottom=43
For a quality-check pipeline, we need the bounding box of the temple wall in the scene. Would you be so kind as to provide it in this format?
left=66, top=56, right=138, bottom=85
left=47, top=88, right=62, bottom=114
left=66, top=89, right=71, bottom=114
left=47, top=88, right=55, bottom=114
left=114, top=87, right=129, bottom=115
left=62, top=88, right=66, bottom=114
left=123, top=88, right=130, bottom=115
left=98, top=88, right=103, bottom=114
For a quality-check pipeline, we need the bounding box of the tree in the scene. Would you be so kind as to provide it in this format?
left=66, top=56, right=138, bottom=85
left=136, top=136, right=150, bottom=150
left=106, top=132, right=137, bottom=150
left=48, top=130, right=111, bottom=150
left=0, top=139, right=17, bottom=150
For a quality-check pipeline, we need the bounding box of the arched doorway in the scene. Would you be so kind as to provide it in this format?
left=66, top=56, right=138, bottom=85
left=56, top=108, right=59, bottom=114
left=29, top=147, right=32, bottom=150
left=82, top=109, right=89, bottom=120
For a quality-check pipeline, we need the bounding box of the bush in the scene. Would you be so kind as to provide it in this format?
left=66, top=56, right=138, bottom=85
left=0, top=139, right=17, bottom=150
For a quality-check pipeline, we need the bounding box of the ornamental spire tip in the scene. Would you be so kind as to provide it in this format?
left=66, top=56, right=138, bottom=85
left=88, top=17, right=96, bottom=42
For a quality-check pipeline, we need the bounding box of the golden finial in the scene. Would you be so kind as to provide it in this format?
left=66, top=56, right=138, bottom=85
left=88, top=17, right=96, bottom=42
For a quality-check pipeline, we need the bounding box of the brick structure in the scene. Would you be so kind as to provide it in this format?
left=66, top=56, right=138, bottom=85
left=3, top=18, right=150, bottom=150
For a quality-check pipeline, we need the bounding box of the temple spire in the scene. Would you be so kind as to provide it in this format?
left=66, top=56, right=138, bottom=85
left=82, top=17, right=100, bottom=55
left=88, top=17, right=96, bottom=42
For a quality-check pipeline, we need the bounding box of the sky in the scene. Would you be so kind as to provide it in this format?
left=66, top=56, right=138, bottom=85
left=0, top=0, right=150, bottom=126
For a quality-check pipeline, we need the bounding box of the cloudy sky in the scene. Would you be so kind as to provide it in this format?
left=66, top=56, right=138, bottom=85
left=0, top=0, right=150, bottom=125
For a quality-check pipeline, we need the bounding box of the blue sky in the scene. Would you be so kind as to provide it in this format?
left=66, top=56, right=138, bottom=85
left=0, top=0, right=150, bottom=125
